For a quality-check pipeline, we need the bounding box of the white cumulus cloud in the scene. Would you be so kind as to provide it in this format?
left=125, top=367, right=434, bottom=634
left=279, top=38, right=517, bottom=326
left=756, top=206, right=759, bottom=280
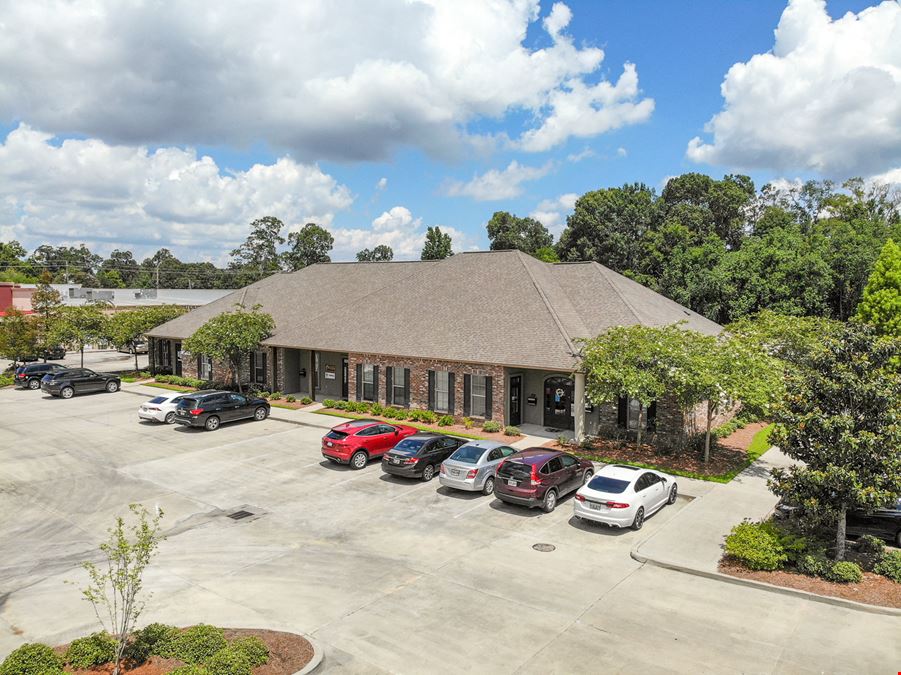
left=529, top=193, right=578, bottom=236
left=687, top=0, right=901, bottom=177
left=444, top=161, right=553, bottom=201
left=0, top=0, right=652, bottom=161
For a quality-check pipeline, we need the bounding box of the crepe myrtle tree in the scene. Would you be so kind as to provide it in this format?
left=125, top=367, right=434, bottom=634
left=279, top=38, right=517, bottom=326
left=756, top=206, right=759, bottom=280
left=0, top=307, right=39, bottom=366
left=183, top=303, right=274, bottom=392
left=109, top=305, right=187, bottom=372
left=769, top=323, right=901, bottom=561
left=31, top=270, right=64, bottom=361
left=49, top=304, right=110, bottom=368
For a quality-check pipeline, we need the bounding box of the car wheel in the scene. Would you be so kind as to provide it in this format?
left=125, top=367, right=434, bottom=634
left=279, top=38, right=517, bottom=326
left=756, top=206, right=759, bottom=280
left=204, top=415, right=220, bottom=431
left=632, top=506, right=645, bottom=530
left=421, top=464, right=435, bottom=481
left=482, top=476, right=495, bottom=495
left=350, top=451, right=368, bottom=470
left=667, top=484, right=678, bottom=505
left=60, top=386, right=74, bottom=399
left=582, top=469, right=594, bottom=484
left=542, top=489, right=558, bottom=513
left=27, top=378, right=40, bottom=390
left=254, top=406, right=268, bottom=421
left=106, top=380, right=119, bottom=393
left=164, top=411, right=175, bottom=424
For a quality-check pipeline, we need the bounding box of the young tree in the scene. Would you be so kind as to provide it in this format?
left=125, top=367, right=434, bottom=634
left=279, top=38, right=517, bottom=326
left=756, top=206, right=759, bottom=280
left=855, top=238, right=901, bottom=338
left=532, top=246, right=560, bottom=263
left=283, top=223, right=334, bottom=271
left=356, top=244, right=394, bottom=262
left=0, top=307, right=38, bottom=366
left=31, top=271, right=64, bottom=361
left=421, top=226, right=453, bottom=260
left=769, top=324, right=901, bottom=560
left=79, top=504, right=164, bottom=675
left=486, top=211, right=553, bottom=253
left=50, top=305, right=109, bottom=368
left=230, top=216, right=285, bottom=278
left=109, top=305, right=187, bottom=372
left=183, top=304, right=275, bottom=392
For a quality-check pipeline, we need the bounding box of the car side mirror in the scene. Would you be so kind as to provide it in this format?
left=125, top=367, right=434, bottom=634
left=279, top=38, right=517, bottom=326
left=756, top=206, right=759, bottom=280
left=394, top=429, right=399, bottom=435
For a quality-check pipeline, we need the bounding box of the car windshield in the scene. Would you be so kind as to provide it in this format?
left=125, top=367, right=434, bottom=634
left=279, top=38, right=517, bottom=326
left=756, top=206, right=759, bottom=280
left=148, top=396, right=168, bottom=404
left=326, top=430, right=348, bottom=440
left=449, top=445, right=486, bottom=464
left=587, top=476, right=630, bottom=494
left=392, top=438, right=425, bottom=455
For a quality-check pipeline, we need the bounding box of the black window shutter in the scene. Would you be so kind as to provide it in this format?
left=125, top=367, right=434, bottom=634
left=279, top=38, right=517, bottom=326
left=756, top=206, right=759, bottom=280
left=463, top=374, right=471, bottom=417
left=617, top=396, right=628, bottom=428
left=403, top=368, right=411, bottom=408
left=196, top=355, right=201, bottom=379
left=373, top=365, right=380, bottom=402
left=262, top=351, right=268, bottom=385
left=356, top=364, right=363, bottom=401
left=485, top=376, right=493, bottom=420
left=250, top=351, right=255, bottom=380
left=448, top=372, right=455, bottom=415
left=385, top=367, right=394, bottom=405
left=647, top=401, right=657, bottom=433
left=427, top=370, right=435, bottom=410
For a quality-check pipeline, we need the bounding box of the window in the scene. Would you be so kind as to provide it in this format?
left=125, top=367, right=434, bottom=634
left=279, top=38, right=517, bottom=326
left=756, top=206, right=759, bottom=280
left=561, top=455, right=577, bottom=468
left=377, top=424, right=396, bottom=435
left=619, top=397, right=651, bottom=430
left=362, top=364, right=375, bottom=401
left=586, top=476, right=630, bottom=494
left=393, top=367, right=406, bottom=406
left=440, top=437, right=458, bottom=449
left=471, top=374, right=487, bottom=417
left=501, top=447, right=516, bottom=457
left=435, top=371, right=450, bottom=412
left=356, top=426, right=380, bottom=437
left=199, top=355, right=212, bottom=381
left=487, top=448, right=503, bottom=462
left=546, top=457, right=564, bottom=473
left=253, top=350, right=267, bottom=385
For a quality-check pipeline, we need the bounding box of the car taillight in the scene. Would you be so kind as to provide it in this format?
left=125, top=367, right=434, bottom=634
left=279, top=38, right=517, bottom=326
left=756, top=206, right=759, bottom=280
left=496, top=460, right=505, bottom=474
left=466, top=468, right=478, bottom=479
left=403, top=457, right=418, bottom=464
left=189, top=408, right=204, bottom=416
left=146, top=406, right=160, bottom=411
left=575, top=494, right=585, bottom=502
left=606, top=501, right=630, bottom=509
left=16, top=373, right=25, bottom=378
left=530, top=465, right=540, bottom=486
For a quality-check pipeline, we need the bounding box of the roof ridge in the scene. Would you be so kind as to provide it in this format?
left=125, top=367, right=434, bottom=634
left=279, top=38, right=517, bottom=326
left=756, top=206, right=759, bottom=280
left=516, top=251, right=577, bottom=356
left=593, top=262, right=642, bottom=324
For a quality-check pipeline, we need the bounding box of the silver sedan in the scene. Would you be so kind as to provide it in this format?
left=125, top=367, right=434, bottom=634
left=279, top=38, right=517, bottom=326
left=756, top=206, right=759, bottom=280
left=439, top=440, right=518, bottom=495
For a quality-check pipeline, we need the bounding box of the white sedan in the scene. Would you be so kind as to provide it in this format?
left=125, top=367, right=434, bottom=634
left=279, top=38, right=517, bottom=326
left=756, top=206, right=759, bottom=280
left=573, top=464, right=678, bottom=530
left=138, top=392, right=187, bottom=424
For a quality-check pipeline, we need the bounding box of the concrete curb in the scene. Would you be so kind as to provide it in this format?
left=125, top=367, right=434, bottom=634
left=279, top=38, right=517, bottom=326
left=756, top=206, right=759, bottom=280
left=630, top=547, right=901, bottom=617
left=294, top=634, right=324, bottom=674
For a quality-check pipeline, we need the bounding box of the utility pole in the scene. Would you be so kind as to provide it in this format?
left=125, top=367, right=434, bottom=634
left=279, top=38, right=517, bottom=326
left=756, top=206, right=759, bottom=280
left=155, top=262, right=160, bottom=290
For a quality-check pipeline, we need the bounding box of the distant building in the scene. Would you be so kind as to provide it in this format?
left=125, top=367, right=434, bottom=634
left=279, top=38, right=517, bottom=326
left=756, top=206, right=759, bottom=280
left=0, top=282, right=35, bottom=316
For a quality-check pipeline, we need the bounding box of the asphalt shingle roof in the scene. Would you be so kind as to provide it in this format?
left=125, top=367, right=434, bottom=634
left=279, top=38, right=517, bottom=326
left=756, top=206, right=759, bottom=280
left=147, top=250, right=722, bottom=371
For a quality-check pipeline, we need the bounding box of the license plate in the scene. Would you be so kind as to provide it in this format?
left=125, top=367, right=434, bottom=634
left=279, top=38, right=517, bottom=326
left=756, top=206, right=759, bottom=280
left=589, top=502, right=603, bottom=511
left=451, top=469, right=461, bottom=476
left=507, top=479, right=517, bottom=486
left=392, top=458, right=401, bottom=464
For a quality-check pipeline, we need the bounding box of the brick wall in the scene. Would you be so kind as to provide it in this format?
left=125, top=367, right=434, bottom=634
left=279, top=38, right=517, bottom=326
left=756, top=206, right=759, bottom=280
left=148, top=338, right=273, bottom=388
left=348, top=353, right=506, bottom=422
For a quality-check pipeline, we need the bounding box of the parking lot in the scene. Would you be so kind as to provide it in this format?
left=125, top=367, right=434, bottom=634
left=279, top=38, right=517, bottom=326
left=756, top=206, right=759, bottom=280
left=1, top=385, right=899, bottom=674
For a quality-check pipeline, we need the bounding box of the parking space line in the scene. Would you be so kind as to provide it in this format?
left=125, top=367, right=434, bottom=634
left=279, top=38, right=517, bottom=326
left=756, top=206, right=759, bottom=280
left=387, top=481, right=437, bottom=501
left=452, top=497, right=494, bottom=519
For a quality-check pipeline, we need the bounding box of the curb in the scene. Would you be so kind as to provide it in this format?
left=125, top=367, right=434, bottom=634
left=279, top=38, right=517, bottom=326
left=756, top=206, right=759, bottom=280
left=294, top=634, right=324, bottom=674
left=630, top=549, right=901, bottom=617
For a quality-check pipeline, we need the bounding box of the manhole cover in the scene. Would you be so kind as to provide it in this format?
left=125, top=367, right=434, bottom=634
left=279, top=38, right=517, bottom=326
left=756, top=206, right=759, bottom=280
left=532, top=543, right=556, bottom=552
left=228, top=510, right=254, bottom=520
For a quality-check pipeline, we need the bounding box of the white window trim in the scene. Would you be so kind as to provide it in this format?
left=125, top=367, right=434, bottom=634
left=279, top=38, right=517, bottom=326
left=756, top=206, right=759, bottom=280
left=392, top=367, right=406, bottom=405
left=471, top=374, right=487, bottom=418
left=362, top=363, right=375, bottom=401
left=435, top=370, right=450, bottom=413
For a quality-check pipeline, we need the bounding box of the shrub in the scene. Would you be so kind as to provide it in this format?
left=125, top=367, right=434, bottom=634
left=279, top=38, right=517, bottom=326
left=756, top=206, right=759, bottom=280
left=0, top=375, right=15, bottom=388
left=169, top=666, right=210, bottom=675
left=556, top=434, right=570, bottom=446
left=504, top=425, right=520, bottom=436
left=126, top=623, right=178, bottom=662
left=482, top=420, right=501, bottom=433
left=283, top=395, right=295, bottom=403
left=796, top=553, right=830, bottom=578
left=462, top=417, right=473, bottom=429
left=381, top=407, right=396, bottom=419
left=205, top=646, right=253, bottom=675
left=418, top=410, right=438, bottom=424
left=258, top=391, right=271, bottom=399
left=173, top=625, right=227, bottom=664
left=826, top=561, right=863, bottom=584
left=323, top=399, right=336, bottom=408
left=65, top=632, right=117, bottom=669
left=392, top=408, right=411, bottom=420
left=271, top=391, right=283, bottom=400
left=857, top=534, right=886, bottom=558
left=874, top=550, right=901, bottom=583
left=437, top=415, right=454, bottom=427
left=0, top=643, right=65, bottom=675
left=300, top=396, right=312, bottom=404
left=724, top=521, right=788, bottom=571
left=230, top=637, right=269, bottom=667
left=370, top=402, right=384, bottom=416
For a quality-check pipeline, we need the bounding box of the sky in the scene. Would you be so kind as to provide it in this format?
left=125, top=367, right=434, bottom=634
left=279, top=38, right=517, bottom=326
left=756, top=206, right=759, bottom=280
left=0, top=0, right=899, bottom=266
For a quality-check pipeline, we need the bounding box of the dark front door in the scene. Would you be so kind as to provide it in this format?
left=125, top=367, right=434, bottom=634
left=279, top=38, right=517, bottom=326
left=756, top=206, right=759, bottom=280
left=544, top=376, right=574, bottom=430
left=509, top=375, right=522, bottom=426
left=174, top=342, right=183, bottom=376
left=342, top=357, right=349, bottom=400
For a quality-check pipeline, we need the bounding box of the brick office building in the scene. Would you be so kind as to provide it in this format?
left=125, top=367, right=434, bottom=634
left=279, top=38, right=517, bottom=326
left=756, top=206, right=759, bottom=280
left=146, top=250, right=721, bottom=441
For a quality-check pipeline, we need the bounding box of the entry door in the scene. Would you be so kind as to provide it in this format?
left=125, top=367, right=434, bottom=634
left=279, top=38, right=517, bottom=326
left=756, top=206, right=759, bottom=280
left=509, top=375, right=522, bottom=426
left=543, top=376, right=574, bottom=430
left=342, top=357, right=349, bottom=399
left=174, top=342, right=183, bottom=376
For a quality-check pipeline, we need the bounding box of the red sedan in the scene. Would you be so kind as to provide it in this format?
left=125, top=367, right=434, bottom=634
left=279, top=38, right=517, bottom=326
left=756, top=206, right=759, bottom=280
left=321, top=419, right=419, bottom=469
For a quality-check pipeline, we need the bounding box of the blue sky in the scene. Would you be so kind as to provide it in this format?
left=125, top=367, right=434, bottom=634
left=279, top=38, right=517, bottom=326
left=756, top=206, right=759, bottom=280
left=0, top=0, right=897, bottom=264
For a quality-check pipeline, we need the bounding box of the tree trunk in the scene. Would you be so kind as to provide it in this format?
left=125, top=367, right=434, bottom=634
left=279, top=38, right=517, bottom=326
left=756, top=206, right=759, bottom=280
left=635, top=404, right=643, bottom=453
left=703, top=401, right=713, bottom=463
left=133, top=343, right=139, bottom=373
left=233, top=358, right=242, bottom=393
left=80, top=346, right=85, bottom=368
left=835, top=503, right=847, bottom=561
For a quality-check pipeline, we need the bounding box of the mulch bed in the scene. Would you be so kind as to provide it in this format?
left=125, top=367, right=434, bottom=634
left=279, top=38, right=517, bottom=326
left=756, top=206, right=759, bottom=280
left=268, top=399, right=316, bottom=410
left=58, top=628, right=313, bottom=674
left=319, top=408, right=524, bottom=442
left=719, top=559, right=901, bottom=609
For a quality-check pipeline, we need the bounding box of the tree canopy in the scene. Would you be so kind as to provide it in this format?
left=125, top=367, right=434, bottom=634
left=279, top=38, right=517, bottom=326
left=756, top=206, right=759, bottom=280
left=856, top=238, right=901, bottom=339
left=486, top=211, right=552, bottom=254
left=109, top=305, right=187, bottom=371
left=356, top=245, right=394, bottom=262
left=421, top=226, right=453, bottom=260
left=49, top=305, right=110, bottom=367
left=283, top=223, right=334, bottom=271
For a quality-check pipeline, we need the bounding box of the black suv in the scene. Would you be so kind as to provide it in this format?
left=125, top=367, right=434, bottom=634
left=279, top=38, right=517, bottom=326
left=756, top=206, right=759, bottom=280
left=174, top=391, right=270, bottom=431
left=41, top=368, right=121, bottom=398
left=15, top=363, right=67, bottom=389
left=381, top=433, right=468, bottom=481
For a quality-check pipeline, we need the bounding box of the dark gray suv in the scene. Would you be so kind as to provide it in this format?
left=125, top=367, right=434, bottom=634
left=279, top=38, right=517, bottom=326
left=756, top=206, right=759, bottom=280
left=14, top=363, right=67, bottom=389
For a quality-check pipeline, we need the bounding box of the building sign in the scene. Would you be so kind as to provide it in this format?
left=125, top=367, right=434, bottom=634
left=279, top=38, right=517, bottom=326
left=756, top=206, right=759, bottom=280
left=324, top=364, right=336, bottom=380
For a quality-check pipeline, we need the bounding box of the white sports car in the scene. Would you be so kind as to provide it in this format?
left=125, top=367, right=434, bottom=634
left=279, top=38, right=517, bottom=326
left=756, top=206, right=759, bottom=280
left=138, top=392, right=187, bottom=424
left=573, top=464, right=678, bottom=530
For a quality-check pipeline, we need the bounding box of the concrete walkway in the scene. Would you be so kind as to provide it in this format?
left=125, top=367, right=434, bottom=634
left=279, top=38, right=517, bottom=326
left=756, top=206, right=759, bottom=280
left=633, top=447, right=793, bottom=573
